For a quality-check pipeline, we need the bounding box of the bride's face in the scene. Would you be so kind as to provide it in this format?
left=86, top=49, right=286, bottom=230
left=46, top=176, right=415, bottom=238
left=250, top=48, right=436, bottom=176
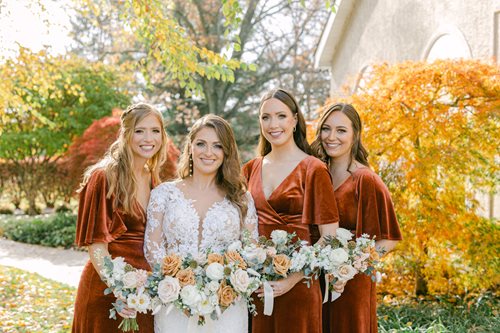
left=191, top=126, right=224, bottom=177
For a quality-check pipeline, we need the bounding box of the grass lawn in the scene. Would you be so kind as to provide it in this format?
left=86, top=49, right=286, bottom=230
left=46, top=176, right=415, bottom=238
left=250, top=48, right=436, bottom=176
left=0, top=266, right=75, bottom=333
left=0, top=265, right=498, bottom=332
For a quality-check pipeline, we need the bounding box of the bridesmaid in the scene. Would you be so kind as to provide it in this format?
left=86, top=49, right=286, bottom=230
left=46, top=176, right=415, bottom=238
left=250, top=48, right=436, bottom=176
left=243, top=88, right=339, bottom=333
left=72, top=103, right=167, bottom=333
left=311, top=103, right=402, bottom=333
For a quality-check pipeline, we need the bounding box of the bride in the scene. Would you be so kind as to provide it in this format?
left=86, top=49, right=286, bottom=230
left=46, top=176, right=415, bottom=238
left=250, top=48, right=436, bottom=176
left=144, top=114, right=258, bottom=333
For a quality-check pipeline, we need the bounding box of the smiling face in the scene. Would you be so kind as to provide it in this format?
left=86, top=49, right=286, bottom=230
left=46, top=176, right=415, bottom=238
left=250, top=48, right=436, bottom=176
left=191, top=126, right=224, bottom=177
left=320, top=111, right=355, bottom=160
left=259, top=97, right=298, bottom=149
left=130, top=113, right=163, bottom=165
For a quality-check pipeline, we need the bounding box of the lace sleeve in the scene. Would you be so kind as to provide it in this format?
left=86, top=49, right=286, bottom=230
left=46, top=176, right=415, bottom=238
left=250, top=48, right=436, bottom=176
left=144, top=184, right=167, bottom=268
left=243, top=192, right=259, bottom=241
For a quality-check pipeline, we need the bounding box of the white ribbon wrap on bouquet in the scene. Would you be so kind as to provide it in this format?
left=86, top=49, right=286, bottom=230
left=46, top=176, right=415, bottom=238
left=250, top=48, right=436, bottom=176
left=323, top=275, right=341, bottom=303
left=263, top=281, right=274, bottom=316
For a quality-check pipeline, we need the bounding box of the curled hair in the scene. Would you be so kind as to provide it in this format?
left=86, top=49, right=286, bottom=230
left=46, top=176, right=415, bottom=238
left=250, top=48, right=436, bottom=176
left=257, top=88, right=310, bottom=156
left=311, top=103, right=369, bottom=170
left=80, top=103, right=168, bottom=216
left=178, top=114, right=248, bottom=220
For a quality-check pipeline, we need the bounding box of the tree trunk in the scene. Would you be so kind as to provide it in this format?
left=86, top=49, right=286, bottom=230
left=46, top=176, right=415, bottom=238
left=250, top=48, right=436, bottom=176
left=414, top=266, right=428, bottom=296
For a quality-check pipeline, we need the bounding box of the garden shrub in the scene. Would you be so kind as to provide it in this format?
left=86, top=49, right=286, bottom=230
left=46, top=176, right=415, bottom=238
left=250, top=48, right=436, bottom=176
left=2, top=213, right=76, bottom=249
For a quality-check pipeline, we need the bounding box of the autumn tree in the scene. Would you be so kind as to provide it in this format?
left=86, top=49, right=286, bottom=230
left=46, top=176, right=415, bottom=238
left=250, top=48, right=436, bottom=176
left=334, top=59, right=499, bottom=296
left=0, top=48, right=130, bottom=214
left=71, top=0, right=330, bottom=154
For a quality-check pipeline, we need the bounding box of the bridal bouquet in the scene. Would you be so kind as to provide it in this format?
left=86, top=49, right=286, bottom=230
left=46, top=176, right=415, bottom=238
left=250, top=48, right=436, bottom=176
left=149, top=249, right=260, bottom=325
left=101, top=256, right=152, bottom=332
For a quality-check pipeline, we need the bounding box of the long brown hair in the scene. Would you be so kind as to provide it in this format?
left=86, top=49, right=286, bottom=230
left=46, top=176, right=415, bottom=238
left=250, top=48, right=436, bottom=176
left=80, top=103, right=168, bottom=215
left=177, top=114, right=248, bottom=219
left=257, top=88, right=310, bottom=156
left=311, top=103, right=369, bottom=169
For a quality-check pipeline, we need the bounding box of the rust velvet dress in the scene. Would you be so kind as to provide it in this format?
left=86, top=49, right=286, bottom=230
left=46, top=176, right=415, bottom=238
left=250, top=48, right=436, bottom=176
left=72, top=169, right=154, bottom=333
left=322, top=167, right=402, bottom=333
left=243, top=156, right=339, bottom=333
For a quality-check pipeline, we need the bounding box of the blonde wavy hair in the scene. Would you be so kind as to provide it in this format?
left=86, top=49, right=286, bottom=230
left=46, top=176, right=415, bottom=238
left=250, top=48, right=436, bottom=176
left=80, top=103, right=168, bottom=216
left=177, top=114, right=248, bottom=219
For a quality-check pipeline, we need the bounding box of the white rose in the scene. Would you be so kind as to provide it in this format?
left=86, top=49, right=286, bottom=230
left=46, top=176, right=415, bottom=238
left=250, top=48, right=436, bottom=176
left=270, top=230, right=288, bottom=245
left=242, top=245, right=267, bottom=265
left=181, top=285, right=202, bottom=307
left=158, top=276, right=181, bottom=303
left=230, top=269, right=251, bottom=293
left=228, top=240, right=242, bottom=251
left=205, top=280, right=220, bottom=293
left=206, top=262, right=225, bottom=281
left=336, top=228, right=353, bottom=245
left=122, top=271, right=138, bottom=289
left=335, top=264, right=357, bottom=281
left=329, top=248, right=349, bottom=266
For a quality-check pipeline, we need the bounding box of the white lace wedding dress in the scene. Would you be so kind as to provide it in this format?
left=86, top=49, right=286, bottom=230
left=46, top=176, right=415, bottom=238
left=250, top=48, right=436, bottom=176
left=144, top=181, right=258, bottom=333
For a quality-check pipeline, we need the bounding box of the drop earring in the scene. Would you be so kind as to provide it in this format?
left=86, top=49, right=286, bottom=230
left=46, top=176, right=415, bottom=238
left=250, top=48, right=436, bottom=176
left=189, top=154, right=193, bottom=177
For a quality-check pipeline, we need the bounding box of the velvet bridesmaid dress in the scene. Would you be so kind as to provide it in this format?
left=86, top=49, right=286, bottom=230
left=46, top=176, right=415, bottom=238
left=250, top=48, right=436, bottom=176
left=72, top=169, right=154, bottom=333
left=322, top=167, right=402, bottom=333
left=244, top=156, right=339, bottom=333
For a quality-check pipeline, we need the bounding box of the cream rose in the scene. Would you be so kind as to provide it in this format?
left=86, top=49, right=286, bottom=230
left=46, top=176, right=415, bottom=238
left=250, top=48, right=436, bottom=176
left=230, top=269, right=251, bottom=293
left=122, top=271, right=139, bottom=289
left=270, top=230, right=288, bottom=245
left=336, top=228, right=353, bottom=245
left=158, top=276, right=181, bottom=303
left=336, top=264, right=357, bottom=281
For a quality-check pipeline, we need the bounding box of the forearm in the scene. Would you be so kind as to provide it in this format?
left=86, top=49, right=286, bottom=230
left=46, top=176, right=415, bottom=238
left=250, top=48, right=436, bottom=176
left=315, top=222, right=339, bottom=246
left=88, top=242, right=111, bottom=280
left=375, top=239, right=399, bottom=256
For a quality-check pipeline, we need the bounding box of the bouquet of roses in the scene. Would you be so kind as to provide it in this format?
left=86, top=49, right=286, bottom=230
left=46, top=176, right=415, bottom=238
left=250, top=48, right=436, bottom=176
left=239, top=229, right=308, bottom=315
left=101, top=256, right=152, bottom=332
left=317, top=228, right=379, bottom=302
left=148, top=248, right=260, bottom=325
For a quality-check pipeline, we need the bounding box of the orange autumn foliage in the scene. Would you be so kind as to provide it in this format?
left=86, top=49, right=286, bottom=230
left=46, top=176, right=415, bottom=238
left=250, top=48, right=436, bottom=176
left=316, top=59, right=499, bottom=296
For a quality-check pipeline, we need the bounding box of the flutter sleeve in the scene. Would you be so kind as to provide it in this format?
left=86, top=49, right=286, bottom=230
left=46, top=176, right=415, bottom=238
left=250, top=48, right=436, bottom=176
left=75, top=169, right=127, bottom=247
left=355, top=171, right=402, bottom=240
left=302, top=159, right=339, bottom=225
left=144, top=183, right=168, bottom=267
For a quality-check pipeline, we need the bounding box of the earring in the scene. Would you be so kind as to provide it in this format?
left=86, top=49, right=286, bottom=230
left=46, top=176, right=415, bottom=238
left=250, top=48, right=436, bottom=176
left=189, top=155, right=193, bottom=177
left=293, top=126, right=297, bottom=132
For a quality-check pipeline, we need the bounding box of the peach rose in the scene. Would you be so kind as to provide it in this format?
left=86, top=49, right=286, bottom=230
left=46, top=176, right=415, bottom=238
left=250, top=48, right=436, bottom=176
left=225, top=251, right=247, bottom=269
left=217, top=281, right=237, bottom=307
left=176, top=268, right=196, bottom=287
left=162, top=254, right=182, bottom=276
left=207, top=253, right=224, bottom=265
left=272, top=254, right=291, bottom=277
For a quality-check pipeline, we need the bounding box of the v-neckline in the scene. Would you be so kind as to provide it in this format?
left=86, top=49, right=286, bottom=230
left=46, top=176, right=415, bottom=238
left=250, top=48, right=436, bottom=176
left=259, top=155, right=310, bottom=201
left=173, top=183, right=227, bottom=223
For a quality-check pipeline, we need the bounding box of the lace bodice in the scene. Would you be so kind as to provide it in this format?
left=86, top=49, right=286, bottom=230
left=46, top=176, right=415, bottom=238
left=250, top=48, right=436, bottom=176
left=144, top=181, right=258, bottom=267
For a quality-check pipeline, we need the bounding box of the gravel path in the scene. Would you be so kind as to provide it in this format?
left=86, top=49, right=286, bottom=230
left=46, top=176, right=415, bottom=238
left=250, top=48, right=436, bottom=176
left=0, top=238, right=88, bottom=287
